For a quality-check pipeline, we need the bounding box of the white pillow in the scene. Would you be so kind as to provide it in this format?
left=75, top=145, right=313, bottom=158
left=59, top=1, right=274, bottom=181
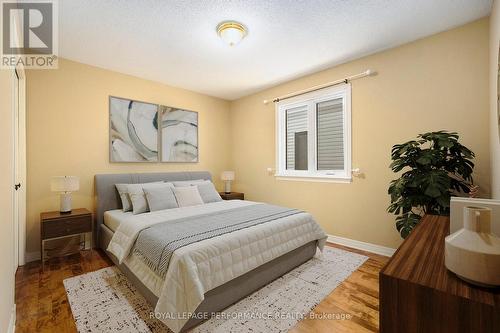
left=173, top=186, right=204, bottom=207
left=144, top=186, right=179, bottom=212
left=197, top=182, right=222, bottom=203
left=128, top=182, right=174, bottom=214
left=116, top=181, right=164, bottom=212
left=115, top=184, right=133, bottom=212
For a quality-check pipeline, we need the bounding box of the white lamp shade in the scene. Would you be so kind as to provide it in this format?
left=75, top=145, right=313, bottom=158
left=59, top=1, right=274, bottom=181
left=51, top=176, right=80, bottom=192
left=221, top=171, right=235, bottom=181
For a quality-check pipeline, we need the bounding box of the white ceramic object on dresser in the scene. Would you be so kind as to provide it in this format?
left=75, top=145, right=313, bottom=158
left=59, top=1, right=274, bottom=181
left=445, top=206, right=500, bottom=287
left=450, top=197, right=500, bottom=235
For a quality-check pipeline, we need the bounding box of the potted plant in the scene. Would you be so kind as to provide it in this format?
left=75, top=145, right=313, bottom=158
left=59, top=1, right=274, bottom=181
left=388, top=131, right=476, bottom=238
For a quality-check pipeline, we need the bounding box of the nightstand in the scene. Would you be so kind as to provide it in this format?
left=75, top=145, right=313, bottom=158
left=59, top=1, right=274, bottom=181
left=219, top=192, right=244, bottom=200
left=40, top=208, right=92, bottom=268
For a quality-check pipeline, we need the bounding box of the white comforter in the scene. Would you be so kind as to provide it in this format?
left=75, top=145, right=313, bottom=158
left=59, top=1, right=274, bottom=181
left=107, top=200, right=327, bottom=332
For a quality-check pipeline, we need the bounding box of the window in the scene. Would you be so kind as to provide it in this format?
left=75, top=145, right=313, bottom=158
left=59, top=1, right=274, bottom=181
left=276, top=83, right=351, bottom=182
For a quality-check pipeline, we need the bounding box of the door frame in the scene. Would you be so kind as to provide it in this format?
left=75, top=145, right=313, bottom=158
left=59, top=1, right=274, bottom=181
left=13, top=65, right=26, bottom=267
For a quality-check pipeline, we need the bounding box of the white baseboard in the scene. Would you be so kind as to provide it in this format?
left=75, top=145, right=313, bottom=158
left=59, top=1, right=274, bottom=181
left=25, top=251, right=41, bottom=262
left=327, top=234, right=396, bottom=257
left=7, top=304, right=15, bottom=333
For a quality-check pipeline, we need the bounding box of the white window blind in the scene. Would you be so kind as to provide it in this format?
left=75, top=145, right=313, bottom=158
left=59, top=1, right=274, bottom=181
left=286, top=106, right=308, bottom=170
left=317, top=98, right=344, bottom=170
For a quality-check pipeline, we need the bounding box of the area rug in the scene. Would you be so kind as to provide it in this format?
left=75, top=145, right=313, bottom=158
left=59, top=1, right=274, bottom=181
left=63, top=247, right=367, bottom=333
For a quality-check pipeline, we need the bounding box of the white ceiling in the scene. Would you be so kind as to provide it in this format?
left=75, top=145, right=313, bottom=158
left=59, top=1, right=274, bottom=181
left=59, top=0, right=492, bottom=100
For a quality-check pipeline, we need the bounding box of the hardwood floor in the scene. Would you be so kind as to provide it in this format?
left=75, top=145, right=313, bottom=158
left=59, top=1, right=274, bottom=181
left=290, top=245, right=388, bottom=333
left=15, top=250, right=112, bottom=333
left=15, top=244, right=388, bottom=333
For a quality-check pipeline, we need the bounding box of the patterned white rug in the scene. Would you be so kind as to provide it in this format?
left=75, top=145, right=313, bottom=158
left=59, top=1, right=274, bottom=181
left=63, top=247, right=367, bottom=333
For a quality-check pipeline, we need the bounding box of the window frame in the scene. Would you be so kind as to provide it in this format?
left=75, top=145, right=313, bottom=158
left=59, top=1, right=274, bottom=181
left=275, top=83, right=352, bottom=183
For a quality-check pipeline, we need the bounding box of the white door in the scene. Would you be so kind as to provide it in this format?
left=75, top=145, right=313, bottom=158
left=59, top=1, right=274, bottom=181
left=13, top=67, right=26, bottom=268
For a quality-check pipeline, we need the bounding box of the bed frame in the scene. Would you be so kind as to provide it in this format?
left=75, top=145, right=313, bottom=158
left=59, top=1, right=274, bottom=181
left=95, top=171, right=317, bottom=332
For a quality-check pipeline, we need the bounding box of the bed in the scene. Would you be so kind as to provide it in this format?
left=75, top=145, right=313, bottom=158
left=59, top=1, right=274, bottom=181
left=95, top=171, right=327, bottom=332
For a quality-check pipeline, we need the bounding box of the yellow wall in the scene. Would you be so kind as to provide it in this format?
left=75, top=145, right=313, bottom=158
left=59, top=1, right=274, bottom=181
left=0, top=69, right=15, bottom=331
left=25, top=59, right=231, bottom=254
left=26, top=18, right=491, bottom=254
left=229, top=18, right=490, bottom=248
left=491, top=1, right=500, bottom=199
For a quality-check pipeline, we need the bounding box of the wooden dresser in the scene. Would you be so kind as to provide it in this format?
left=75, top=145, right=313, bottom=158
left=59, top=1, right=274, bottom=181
left=380, top=215, right=500, bottom=333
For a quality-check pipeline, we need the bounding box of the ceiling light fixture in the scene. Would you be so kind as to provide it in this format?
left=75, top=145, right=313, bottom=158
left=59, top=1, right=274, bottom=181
left=217, top=21, right=247, bottom=46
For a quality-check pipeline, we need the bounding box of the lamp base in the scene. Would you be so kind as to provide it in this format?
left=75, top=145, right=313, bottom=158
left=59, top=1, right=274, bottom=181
left=60, top=192, right=72, bottom=213
left=224, top=181, right=232, bottom=194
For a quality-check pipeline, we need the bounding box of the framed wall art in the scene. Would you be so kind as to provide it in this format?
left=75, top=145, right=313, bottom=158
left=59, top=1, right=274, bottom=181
left=159, top=106, right=198, bottom=162
left=109, top=96, right=159, bottom=162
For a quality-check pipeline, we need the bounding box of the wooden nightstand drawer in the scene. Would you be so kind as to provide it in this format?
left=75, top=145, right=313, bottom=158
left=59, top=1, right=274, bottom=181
left=42, top=215, right=92, bottom=239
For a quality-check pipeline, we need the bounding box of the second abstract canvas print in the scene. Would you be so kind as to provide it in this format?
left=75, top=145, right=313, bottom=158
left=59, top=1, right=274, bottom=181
left=160, top=106, right=198, bottom=162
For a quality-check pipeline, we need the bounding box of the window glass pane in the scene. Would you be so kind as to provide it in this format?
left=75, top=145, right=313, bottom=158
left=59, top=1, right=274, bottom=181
left=286, top=106, right=308, bottom=170
left=317, top=98, right=344, bottom=170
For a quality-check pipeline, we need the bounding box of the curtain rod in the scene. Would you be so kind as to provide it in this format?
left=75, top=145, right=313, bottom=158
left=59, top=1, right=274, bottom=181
left=263, top=69, right=376, bottom=105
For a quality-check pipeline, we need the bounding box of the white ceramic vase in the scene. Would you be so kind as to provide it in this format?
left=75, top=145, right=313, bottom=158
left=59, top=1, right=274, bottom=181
left=445, top=206, right=500, bottom=287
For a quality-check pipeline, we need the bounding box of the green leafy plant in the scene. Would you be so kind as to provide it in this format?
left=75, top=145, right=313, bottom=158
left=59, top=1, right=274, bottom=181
left=388, top=131, right=476, bottom=238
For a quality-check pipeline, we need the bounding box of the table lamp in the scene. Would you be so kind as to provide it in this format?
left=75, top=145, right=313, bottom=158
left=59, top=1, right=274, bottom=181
left=51, top=176, right=79, bottom=213
left=221, top=171, right=235, bottom=194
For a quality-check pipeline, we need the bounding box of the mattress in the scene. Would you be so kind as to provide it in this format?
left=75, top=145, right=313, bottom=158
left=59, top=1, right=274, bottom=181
left=103, top=209, right=132, bottom=232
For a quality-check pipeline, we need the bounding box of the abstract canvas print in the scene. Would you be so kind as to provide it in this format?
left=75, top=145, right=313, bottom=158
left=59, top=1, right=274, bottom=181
left=160, top=106, right=198, bottom=162
left=109, top=96, right=159, bottom=162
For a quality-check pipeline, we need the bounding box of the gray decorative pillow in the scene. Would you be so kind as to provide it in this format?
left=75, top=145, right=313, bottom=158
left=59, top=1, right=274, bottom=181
left=197, top=182, right=222, bottom=203
left=144, top=186, right=179, bottom=212
left=172, top=179, right=207, bottom=187
left=115, top=184, right=133, bottom=212
left=173, top=186, right=204, bottom=207
left=128, top=182, right=174, bottom=214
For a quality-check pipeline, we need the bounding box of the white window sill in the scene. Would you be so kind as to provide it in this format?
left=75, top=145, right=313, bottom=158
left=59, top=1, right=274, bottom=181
left=275, top=174, right=352, bottom=184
